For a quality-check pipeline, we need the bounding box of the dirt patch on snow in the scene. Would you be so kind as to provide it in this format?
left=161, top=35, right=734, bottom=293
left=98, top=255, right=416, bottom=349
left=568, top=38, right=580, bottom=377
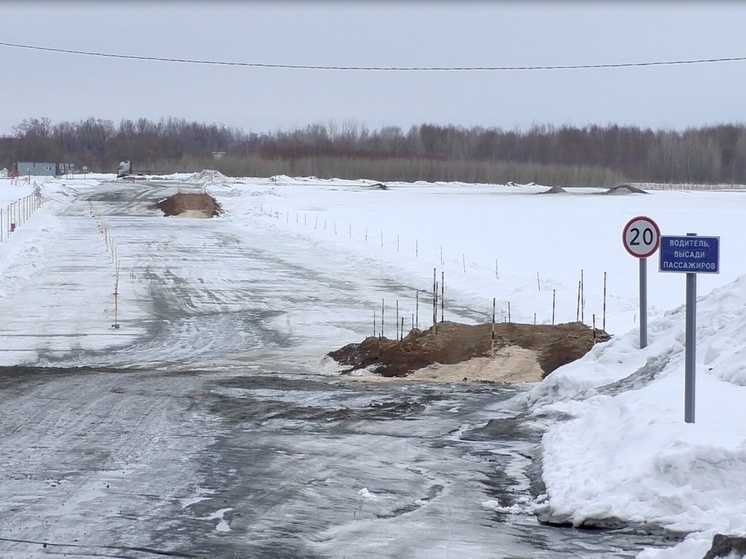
left=155, top=193, right=222, bottom=217
left=328, top=321, right=609, bottom=383
left=604, top=184, right=648, bottom=195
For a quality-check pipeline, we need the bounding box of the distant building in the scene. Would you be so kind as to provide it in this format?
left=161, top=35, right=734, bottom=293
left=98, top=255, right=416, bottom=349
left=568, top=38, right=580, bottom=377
left=17, top=162, right=75, bottom=176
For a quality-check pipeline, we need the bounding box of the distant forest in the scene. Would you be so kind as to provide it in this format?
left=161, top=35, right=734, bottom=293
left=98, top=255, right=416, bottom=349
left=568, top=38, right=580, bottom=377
left=2, top=117, right=746, bottom=186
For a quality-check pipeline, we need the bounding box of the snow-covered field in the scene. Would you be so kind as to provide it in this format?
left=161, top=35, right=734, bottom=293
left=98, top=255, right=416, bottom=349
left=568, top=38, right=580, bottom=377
left=1, top=171, right=745, bottom=558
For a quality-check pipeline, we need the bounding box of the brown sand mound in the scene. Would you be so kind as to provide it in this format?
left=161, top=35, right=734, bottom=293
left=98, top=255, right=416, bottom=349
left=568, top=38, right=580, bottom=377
left=156, top=193, right=222, bottom=217
left=328, top=320, right=609, bottom=381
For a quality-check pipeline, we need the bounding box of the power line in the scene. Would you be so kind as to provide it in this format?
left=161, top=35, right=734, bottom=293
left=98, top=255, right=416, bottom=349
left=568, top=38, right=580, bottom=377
left=1, top=40, right=745, bottom=71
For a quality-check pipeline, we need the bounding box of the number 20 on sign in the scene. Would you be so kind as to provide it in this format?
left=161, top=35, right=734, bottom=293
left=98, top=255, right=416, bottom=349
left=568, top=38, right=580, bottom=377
left=623, top=216, right=661, bottom=258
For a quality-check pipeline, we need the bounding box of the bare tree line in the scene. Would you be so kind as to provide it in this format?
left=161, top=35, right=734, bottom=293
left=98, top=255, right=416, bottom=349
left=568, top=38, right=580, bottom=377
left=2, top=116, right=746, bottom=185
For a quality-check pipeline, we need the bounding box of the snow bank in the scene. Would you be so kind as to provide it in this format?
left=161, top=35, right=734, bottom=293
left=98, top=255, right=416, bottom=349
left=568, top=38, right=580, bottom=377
left=529, top=275, right=746, bottom=558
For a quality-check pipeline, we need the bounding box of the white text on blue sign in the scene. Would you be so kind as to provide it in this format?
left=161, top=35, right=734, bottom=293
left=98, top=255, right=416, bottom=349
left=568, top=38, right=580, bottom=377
left=659, top=236, right=720, bottom=274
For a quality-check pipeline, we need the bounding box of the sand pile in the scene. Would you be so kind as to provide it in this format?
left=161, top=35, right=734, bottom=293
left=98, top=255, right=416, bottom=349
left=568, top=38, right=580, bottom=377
left=155, top=193, right=222, bottom=217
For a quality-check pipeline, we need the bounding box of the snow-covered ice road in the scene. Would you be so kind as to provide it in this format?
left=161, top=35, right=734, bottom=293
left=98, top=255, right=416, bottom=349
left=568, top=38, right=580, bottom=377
left=0, top=366, right=674, bottom=559
left=0, top=179, right=675, bottom=558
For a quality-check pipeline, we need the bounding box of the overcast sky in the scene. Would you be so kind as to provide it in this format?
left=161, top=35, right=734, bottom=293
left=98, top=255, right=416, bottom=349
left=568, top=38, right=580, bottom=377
left=2, top=1, right=746, bottom=136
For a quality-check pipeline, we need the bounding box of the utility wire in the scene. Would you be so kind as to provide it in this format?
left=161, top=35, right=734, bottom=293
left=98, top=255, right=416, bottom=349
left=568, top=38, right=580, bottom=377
left=1, top=40, right=745, bottom=71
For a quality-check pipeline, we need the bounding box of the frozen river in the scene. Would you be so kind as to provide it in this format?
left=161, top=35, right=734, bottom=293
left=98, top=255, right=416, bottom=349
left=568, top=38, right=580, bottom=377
left=0, top=179, right=677, bottom=557
left=0, top=364, right=675, bottom=559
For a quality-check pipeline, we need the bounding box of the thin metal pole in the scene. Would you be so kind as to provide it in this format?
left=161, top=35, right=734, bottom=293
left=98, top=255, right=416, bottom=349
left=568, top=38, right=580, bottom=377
left=685, top=271, right=697, bottom=423
left=684, top=234, right=698, bottom=423
left=639, top=257, right=647, bottom=349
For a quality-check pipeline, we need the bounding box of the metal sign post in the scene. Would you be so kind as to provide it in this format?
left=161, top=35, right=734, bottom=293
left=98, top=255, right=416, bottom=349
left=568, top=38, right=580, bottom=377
left=659, top=233, right=720, bottom=424
left=639, top=257, right=647, bottom=348
left=685, top=265, right=696, bottom=423
left=622, top=216, right=661, bottom=349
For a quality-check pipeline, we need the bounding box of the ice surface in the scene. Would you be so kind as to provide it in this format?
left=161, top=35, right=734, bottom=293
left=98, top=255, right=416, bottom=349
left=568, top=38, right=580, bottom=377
left=1, top=173, right=746, bottom=557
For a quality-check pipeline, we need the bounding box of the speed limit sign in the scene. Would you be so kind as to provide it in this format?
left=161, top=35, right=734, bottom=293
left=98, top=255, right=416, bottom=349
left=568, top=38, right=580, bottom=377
left=623, top=216, right=661, bottom=258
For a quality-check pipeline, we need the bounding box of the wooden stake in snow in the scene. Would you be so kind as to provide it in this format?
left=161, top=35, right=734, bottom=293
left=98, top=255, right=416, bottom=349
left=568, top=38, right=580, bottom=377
left=602, top=271, right=607, bottom=332
left=491, top=298, right=496, bottom=358
left=396, top=300, right=399, bottom=340
left=581, top=269, right=585, bottom=323
left=495, top=259, right=499, bottom=280
left=441, top=271, right=445, bottom=322
left=462, top=253, right=466, bottom=273
left=507, top=301, right=511, bottom=323
left=381, top=299, right=385, bottom=338
left=432, top=268, right=437, bottom=326
left=113, top=291, right=120, bottom=329
left=112, top=258, right=121, bottom=330
left=114, top=259, right=121, bottom=295
left=415, top=290, right=419, bottom=330
left=552, top=289, right=556, bottom=325
left=576, top=280, right=581, bottom=322
left=537, top=271, right=541, bottom=292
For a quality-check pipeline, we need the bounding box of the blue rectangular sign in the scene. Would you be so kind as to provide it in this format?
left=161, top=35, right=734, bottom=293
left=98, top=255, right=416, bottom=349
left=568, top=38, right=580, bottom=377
left=659, top=235, right=720, bottom=274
